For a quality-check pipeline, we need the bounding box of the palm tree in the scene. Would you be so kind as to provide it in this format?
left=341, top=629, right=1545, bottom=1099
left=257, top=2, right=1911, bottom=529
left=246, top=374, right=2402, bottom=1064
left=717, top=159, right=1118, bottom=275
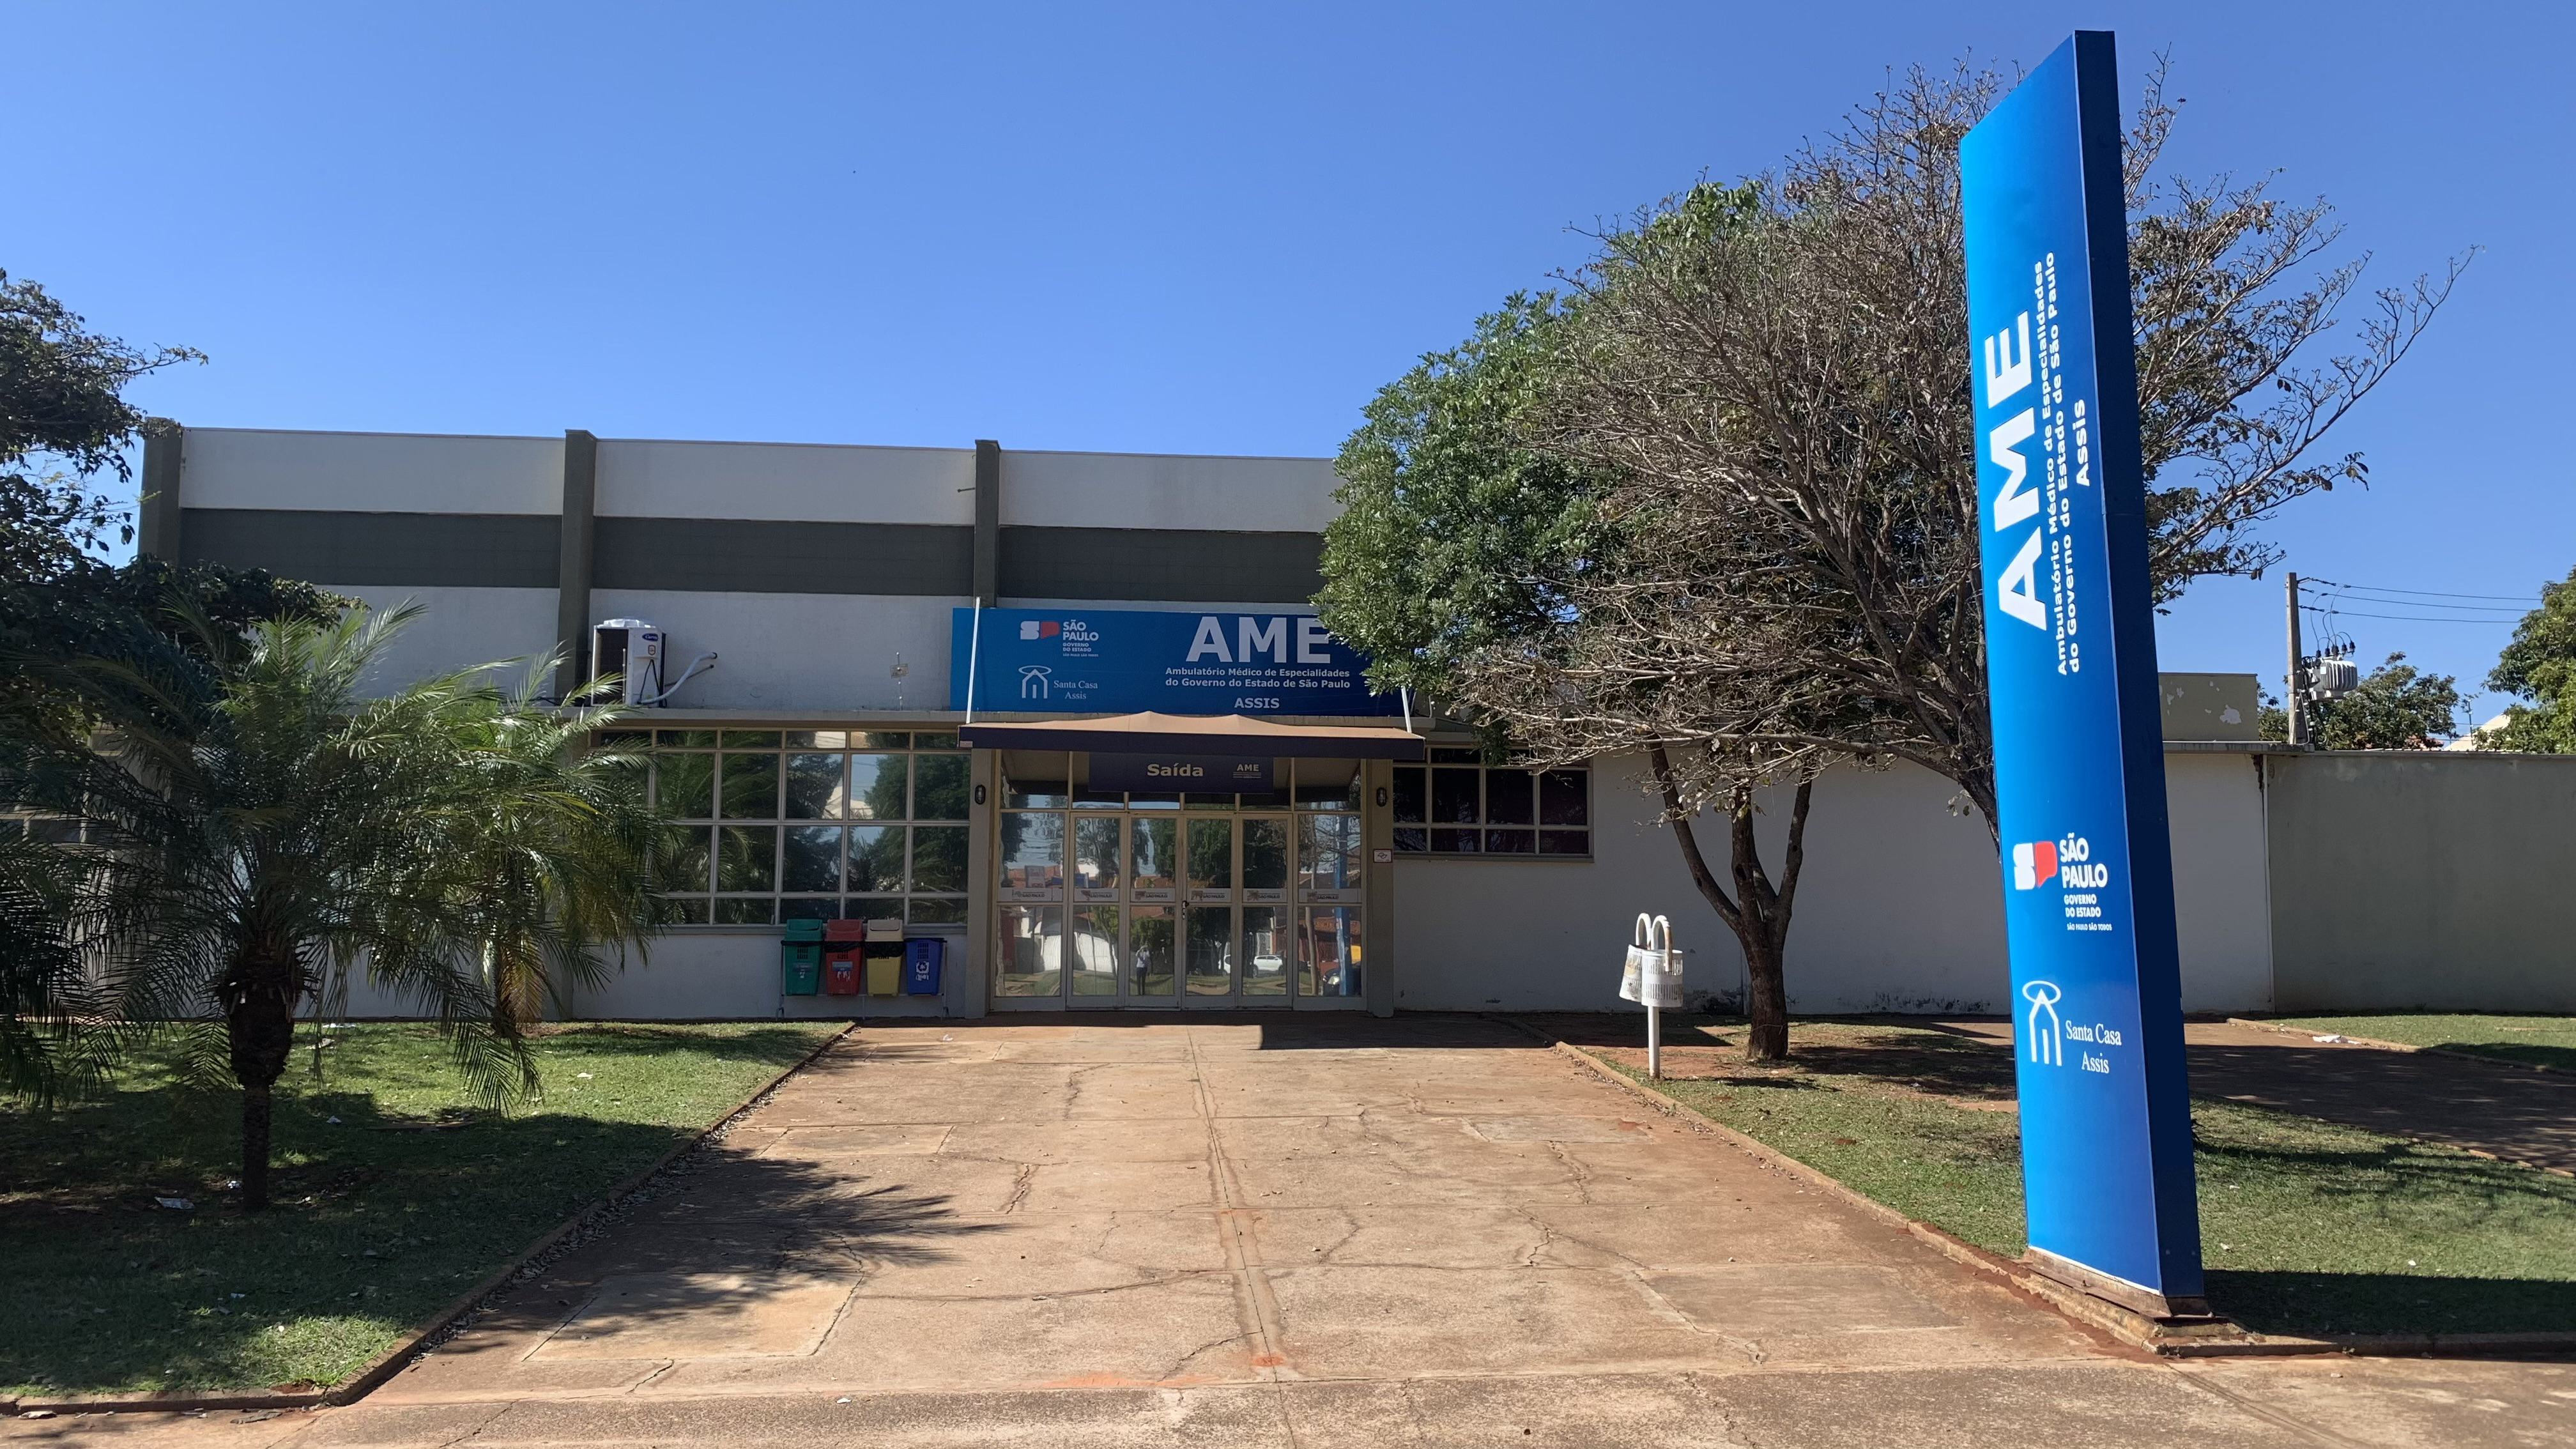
left=2, top=602, right=661, bottom=1208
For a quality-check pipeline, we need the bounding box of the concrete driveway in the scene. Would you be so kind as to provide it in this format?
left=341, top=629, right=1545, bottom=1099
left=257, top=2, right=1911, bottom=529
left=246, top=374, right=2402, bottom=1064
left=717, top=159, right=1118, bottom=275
left=17, top=1017, right=2571, bottom=1448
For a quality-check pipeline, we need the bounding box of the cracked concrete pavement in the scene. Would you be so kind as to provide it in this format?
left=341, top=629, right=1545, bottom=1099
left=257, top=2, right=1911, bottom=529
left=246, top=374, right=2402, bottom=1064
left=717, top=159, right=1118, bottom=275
left=14, top=1016, right=2572, bottom=1446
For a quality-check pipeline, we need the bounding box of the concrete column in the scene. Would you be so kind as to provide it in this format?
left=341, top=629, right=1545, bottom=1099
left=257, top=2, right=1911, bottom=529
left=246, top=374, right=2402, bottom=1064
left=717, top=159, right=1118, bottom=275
left=960, top=748, right=997, bottom=1018
left=1365, top=758, right=1397, bottom=1017
left=972, top=439, right=1000, bottom=606
left=553, top=430, right=599, bottom=702
left=137, top=422, right=184, bottom=561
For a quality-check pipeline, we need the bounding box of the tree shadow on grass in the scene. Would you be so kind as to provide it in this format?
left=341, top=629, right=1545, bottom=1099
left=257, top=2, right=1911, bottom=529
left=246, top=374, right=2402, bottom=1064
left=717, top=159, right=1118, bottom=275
left=0, top=1107, right=1002, bottom=1395
left=1773, top=1030, right=2020, bottom=1104
left=2209, top=1271, right=2576, bottom=1338
left=2432, top=1041, right=2576, bottom=1074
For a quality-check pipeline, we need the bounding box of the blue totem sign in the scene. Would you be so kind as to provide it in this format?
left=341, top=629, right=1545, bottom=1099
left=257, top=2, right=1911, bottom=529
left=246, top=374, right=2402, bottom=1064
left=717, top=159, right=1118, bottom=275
left=1960, top=31, right=2205, bottom=1315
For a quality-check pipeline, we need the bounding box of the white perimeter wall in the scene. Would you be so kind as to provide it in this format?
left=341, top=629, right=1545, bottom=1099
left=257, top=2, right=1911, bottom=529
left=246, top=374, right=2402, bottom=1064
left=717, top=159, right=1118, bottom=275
left=1392, top=751, right=2273, bottom=1016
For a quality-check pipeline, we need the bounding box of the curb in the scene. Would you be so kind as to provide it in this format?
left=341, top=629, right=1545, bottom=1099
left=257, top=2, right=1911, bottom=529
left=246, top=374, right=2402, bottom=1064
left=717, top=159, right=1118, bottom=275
left=2225, top=1016, right=2569, bottom=1076
left=10, top=1022, right=854, bottom=1419
left=1502, top=1019, right=2576, bottom=1360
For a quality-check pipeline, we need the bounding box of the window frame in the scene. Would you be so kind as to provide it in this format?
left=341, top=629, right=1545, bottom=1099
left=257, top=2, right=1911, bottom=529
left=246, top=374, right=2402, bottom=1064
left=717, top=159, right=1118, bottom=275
left=1389, top=758, right=1592, bottom=859
left=640, top=727, right=972, bottom=928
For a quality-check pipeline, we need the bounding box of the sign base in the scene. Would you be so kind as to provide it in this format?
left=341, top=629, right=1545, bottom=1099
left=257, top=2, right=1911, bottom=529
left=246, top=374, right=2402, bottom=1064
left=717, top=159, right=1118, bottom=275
left=2024, top=1246, right=2214, bottom=1321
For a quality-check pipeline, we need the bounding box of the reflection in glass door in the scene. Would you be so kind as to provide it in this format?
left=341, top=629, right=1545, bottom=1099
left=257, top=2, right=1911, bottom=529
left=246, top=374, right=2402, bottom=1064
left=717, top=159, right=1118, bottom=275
left=1126, top=905, right=1176, bottom=999
left=995, top=762, right=1369, bottom=1009
left=1184, top=905, right=1234, bottom=996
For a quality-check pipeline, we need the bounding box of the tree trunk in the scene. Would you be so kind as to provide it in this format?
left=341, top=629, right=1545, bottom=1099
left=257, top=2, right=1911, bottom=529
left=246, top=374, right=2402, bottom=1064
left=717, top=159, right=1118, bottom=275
left=224, top=945, right=304, bottom=1211
left=1650, top=747, right=1815, bottom=1065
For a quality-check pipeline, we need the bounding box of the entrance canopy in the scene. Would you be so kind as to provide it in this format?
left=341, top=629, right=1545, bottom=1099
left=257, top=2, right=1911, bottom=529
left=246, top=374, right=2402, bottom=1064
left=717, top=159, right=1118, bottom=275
left=959, top=710, right=1427, bottom=760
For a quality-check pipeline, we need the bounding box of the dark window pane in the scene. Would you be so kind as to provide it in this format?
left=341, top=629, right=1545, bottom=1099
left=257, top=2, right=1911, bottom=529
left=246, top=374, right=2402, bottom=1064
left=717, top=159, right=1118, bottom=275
left=1430, top=747, right=1482, bottom=763
left=908, top=897, right=968, bottom=925
left=1431, top=769, right=1481, bottom=824
left=1538, top=829, right=1590, bottom=855
left=1393, top=827, right=1428, bottom=853
left=784, top=753, right=845, bottom=818
left=1484, top=829, right=1535, bottom=854
left=717, top=825, right=776, bottom=891
left=1485, top=771, right=1535, bottom=825
left=1392, top=766, right=1426, bottom=824
left=847, top=754, right=909, bottom=820
left=913, top=732, right=960, bottom=751
left=784, top=730, right=849, bottom=748
left=911, top=825, right=968, bottom=892
left=656, top=825, right=712, bottom=894
left=1429, top=828, right=1478, bottom=853
left=656, top=753, right=714, bottom=818
left=719, top=753, right=779, bottom=819
left=722, top=731, right=783, bottom=747
left=913, top=753, right=970, bottom=820
left=846, top=825, right=905, bottom=893
left=1539, top=770, right=1590, bottom=827
left=848, top=895, right=904, bottom=923
left=595, top=729, right=650, bottom=745
left=715, top=896, right=776, bottom=925
left=659, top=729, right=717, bottom=747
left=660, top=896, right=710, bottom=925
left=783, top=825, right=841, bottom=892
left=780, top=897, right=837, bottom=921
left=858, top=731, right=911, bottom=749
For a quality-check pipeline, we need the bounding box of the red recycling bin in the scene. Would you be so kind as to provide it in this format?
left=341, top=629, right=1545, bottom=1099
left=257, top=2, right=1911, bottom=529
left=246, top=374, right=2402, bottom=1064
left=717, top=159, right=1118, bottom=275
left=823, top=949, right=860, bottom=996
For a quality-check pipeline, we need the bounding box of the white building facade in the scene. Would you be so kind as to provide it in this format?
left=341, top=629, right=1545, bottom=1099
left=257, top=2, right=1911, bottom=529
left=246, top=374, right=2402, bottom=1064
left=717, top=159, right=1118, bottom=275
left=143, top=425, right=2287, bottom=1022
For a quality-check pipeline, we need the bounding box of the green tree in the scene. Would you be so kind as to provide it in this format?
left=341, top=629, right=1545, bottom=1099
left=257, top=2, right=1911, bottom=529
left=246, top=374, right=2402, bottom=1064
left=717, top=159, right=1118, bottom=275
left=1320, top=57, right=2460, bottom=1060
left=2258, top=654, right=2464, bottom=749
left=1319, top=293, right=1610, bottom=703
left=1, top=606, right=661, bottom=1207
left=0, top=269, right=201, bottom=585
left=2478, top=566, right=2576, bottom=753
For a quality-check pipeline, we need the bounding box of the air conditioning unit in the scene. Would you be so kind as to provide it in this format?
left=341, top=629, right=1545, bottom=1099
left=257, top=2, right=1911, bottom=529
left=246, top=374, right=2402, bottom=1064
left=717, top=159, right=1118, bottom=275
left=590, top=619, right=717, bottom=707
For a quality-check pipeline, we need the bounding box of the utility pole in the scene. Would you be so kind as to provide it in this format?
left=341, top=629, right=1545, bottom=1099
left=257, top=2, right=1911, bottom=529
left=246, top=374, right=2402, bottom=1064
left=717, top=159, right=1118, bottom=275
left=2285, top=572, right=2305, bottom=746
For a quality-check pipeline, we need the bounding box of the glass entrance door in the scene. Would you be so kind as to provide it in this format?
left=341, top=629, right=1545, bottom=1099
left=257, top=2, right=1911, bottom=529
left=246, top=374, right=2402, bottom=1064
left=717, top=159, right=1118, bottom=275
left=994, top=755, right=1368, bottom=1011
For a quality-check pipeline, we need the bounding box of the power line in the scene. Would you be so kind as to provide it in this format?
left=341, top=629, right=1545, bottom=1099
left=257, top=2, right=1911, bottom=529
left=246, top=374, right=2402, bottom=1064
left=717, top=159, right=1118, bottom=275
left=2298, top=607, right=2520, bottom=624
left=2314, top=595, right=2527, bottom=615
left=2305, top=577, right=2539, bottom=603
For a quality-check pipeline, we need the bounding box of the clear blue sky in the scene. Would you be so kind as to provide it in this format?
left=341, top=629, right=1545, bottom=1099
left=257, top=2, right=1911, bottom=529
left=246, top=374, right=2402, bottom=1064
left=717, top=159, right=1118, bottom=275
left=10, top=2, right=2569, bottom=712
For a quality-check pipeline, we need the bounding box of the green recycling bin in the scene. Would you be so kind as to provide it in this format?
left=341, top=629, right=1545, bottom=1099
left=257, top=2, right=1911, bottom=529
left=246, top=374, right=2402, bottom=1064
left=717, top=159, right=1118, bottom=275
left=782, top=940, right=821, bottom=995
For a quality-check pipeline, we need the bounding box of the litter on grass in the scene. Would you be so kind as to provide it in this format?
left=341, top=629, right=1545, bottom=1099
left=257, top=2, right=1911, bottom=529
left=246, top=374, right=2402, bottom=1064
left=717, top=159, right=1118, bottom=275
left=155, top=1196, right=195, bottom=1211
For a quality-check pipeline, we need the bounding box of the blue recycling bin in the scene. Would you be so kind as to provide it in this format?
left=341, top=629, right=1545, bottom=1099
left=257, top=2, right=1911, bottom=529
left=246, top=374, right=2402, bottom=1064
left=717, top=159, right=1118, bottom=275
left=901, top=937, right=944, bottom=996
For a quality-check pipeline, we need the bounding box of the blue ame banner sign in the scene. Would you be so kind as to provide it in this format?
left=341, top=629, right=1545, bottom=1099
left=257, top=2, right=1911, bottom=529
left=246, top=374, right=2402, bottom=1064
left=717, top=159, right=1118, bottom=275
left=949, top=607, right=1402, bottom=718
left=1961, top=31, right=2205, bottom=1315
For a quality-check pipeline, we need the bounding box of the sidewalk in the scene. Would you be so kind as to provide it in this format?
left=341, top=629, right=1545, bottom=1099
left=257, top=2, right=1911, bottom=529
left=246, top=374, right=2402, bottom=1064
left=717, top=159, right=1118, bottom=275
left=10, top=1016, right=2570, bottom=1448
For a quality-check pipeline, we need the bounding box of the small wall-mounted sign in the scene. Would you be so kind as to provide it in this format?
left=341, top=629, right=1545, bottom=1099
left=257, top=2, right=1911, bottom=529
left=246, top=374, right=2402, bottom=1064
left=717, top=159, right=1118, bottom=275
left=1089, top=753, right=1271, bottom=793
left=1371, top=848, right=1393, bottom=864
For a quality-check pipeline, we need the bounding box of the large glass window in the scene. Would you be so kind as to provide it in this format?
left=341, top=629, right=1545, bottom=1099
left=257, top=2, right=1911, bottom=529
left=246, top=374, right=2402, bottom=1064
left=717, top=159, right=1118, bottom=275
left=1392, top=754, right=1590, bottom=857
left=644, top=729, right=970, bottom=925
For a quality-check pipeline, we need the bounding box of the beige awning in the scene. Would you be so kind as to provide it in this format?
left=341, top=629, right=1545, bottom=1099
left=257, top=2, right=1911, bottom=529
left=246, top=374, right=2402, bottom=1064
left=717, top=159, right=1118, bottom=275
left=958, top=711, right=1427, bottom=760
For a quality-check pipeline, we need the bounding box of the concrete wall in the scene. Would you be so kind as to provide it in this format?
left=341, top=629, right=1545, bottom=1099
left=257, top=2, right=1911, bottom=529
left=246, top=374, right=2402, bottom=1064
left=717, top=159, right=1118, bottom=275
left=1392, top=749, right=2276, bottom=1017
left=1000, top=450, right=1339, bottom=532
left=596, top=439, right=975, bottom=525
left=586, top=588, right=962, bottom=713
left=182, top=428, right=563, bottom=514
left=2267, top=751, right=2576, bottom=1012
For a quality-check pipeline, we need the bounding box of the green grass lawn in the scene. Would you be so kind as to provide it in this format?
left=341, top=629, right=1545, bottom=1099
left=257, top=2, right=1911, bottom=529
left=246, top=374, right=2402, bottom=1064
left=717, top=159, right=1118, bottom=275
left=2271, top=1012, right=2576, bottom=1073
left=1595, top=1020, right=2576, bottom=1338
left=0, top=1020, right=839, bottom=1398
